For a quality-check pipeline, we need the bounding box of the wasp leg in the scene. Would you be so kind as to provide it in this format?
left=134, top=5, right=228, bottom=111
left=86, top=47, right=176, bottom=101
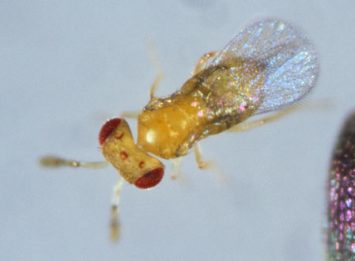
left=146, top=40, right=164, bottom=99
left=230, top=99, right=332, bottom=132
left=193, top=143, right=228, bottom=183
left=193, top=143, right=213, bottom=169
left=119, top=43, right=164, bottom=118
left=149, top=72, right=164, bottom=99
left=120, top=111, right=140, bottom=119
left=40, top=155, right=109, bottom=169
left=171, top=157, right=183, bottom=180
left=110, top=178, right=124, bottom=242
left=229, top=103, right=302, bottom=132
left=120, top=71, right=163, bottom=118
left=192, top=51, right=218, bottom=75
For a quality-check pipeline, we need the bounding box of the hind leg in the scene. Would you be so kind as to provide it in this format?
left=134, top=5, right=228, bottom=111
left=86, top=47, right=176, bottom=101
left=228, top=101, right=326, bottom=132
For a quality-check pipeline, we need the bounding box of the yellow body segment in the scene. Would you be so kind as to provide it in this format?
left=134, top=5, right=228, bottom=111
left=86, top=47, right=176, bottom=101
left=138, top=95, right=208, bottom=159
left=101, top=119, right=164, bottom=184
left=137, top=58, right=266, bottom=159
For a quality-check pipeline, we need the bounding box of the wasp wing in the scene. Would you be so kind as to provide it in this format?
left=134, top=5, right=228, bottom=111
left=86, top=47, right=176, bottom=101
left=207, top=18, right=319, bottom=114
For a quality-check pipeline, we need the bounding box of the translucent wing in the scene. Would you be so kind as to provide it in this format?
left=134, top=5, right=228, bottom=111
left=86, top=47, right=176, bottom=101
left=207, top=18, right=319, bottom=114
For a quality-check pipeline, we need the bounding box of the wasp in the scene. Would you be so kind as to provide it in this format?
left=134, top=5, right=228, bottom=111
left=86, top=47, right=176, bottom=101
left=40, top=18, right=319, bottom=240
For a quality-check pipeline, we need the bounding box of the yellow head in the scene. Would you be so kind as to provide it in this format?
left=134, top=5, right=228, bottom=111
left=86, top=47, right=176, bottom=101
left=99, top=118, right=164, bottom=189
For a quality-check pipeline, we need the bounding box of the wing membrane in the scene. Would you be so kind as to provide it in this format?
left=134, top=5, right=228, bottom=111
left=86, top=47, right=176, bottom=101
left=207, top=18, right=319, bottom=114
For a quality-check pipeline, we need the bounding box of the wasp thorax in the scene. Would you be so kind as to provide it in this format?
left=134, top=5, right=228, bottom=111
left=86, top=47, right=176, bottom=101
left=137, top=95, right=208, bottom=159
left=99, top=118, right=164, bottom=189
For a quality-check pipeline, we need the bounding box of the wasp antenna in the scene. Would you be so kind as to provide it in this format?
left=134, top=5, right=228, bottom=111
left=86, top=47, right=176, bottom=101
left=110, top=178, right=124, bottom=242
left=39, top=155, right=109, bottom=169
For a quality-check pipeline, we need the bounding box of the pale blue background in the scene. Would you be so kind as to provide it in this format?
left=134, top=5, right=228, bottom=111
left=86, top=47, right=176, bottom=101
left=1, top=1, right=355, bottom=260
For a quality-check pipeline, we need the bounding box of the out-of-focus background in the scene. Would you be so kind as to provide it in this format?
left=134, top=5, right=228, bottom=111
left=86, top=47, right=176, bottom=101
left=1, top=1, right=354, bottom=260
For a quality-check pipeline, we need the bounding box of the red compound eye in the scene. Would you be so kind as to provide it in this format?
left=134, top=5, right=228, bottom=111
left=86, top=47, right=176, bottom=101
left=134, top=167, right=164, bottom=189
left=99, top=118, right=121, bottom=145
